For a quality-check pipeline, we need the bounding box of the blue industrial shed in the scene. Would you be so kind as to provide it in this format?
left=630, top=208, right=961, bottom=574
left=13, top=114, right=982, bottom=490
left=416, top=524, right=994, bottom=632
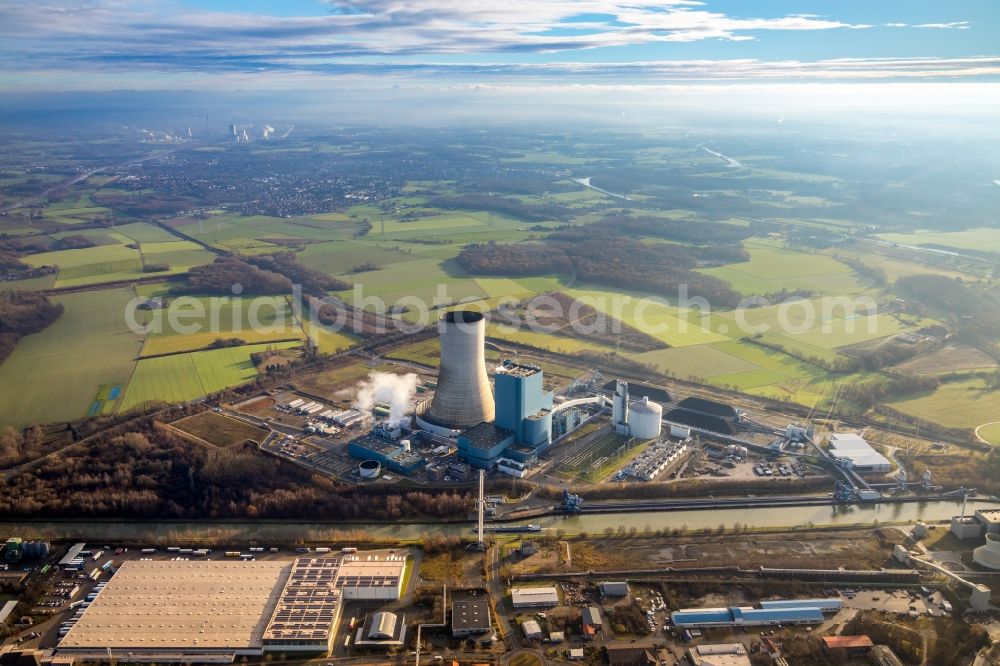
left=672, top=605, right=825, bottom=628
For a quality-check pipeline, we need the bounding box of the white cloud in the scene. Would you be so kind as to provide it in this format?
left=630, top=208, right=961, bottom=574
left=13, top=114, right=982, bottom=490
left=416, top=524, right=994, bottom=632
left=914, top=21, right=970, bottom=29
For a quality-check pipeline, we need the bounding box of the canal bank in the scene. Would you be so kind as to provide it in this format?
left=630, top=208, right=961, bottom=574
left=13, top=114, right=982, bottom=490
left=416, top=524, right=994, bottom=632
left=0, top=498, right=992, bottom=543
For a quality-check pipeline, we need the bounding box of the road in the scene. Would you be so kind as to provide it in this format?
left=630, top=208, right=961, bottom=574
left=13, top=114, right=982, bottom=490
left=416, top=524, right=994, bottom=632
left=487, top=543, right=516, bottom=652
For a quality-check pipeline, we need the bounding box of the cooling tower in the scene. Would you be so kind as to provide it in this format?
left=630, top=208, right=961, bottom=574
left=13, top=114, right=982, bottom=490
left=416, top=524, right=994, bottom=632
left=425, top=310, right=495, bottom=428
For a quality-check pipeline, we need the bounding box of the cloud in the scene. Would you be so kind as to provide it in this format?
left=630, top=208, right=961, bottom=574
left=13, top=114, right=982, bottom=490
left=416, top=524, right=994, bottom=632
left=914, top=21, right=970, bottom=29
left=0, top=0, right=867, bottom=65
left=0, top=1, right=988, bottom=90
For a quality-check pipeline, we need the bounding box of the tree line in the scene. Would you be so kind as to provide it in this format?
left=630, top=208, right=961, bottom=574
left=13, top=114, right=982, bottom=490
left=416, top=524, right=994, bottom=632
left=458, top=236, right=744, bottom=308
left=180, top=251, right=350, bottom=297
left=0, top=291, right=63, bottom=364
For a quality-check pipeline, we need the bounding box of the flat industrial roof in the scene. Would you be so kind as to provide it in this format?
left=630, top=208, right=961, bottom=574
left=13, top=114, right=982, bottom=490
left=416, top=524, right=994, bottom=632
left=828, top=433, right=891, bottom=469
left=0, top=600, right=18, bottom=624
left=510, top=586, right=559, bottom=606
left=759, top=598, right=842, bottom=609
left=336, top=558, right=405, bottom=590
left=58, top=543, right=86, bottom=566
left=460, top=422, right=514, bottom=451
left=452, top=598, right=491, bottom=631
left=496, top=362, right=541, bottom=378
left=263, top=558, right=342, bottom=644
left=59, top=560, right=291, bottom=650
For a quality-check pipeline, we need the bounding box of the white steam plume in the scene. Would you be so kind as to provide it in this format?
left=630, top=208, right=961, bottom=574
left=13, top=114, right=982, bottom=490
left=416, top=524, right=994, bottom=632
left=353, top=372, right=419, bottom=428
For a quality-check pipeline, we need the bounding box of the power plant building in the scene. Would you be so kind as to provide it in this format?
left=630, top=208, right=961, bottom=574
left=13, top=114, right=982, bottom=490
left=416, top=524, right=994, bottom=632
left=457, top=360, right=553, bottom=469
left=348, top=434, right=426, bottom=475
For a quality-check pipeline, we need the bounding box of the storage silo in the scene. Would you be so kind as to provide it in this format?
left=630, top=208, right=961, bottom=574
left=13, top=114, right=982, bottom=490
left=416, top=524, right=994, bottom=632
left=627, top=396, right=662, bottom=440
left=424, top=310, right=495, bottom=428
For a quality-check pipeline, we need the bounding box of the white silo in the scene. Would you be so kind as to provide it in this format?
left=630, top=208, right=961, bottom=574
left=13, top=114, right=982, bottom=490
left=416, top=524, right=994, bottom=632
left=424, top=310, right=495, bottom=428
left=627, top=396, right=662, bottom=440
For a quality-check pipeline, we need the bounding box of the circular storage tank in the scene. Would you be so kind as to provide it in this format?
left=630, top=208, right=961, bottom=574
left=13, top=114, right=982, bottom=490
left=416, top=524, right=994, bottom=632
left=627, top=396, right=662, bottom=440
left=974, top=533, right=1000, bottom=570
left=359, top=460, right=381, bottom=480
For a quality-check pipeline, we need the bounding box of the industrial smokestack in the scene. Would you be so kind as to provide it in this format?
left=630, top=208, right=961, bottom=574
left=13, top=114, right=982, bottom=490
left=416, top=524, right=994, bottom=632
left=425, top=310, right=495, bottom=428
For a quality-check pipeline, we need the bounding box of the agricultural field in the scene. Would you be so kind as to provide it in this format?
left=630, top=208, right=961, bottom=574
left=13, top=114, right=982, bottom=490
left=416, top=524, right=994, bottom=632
left=139, top=296, right=306, bottom=356
left=170, top=411, right=269, bottom=447
left=18, top=221, right=215, bottom=287
left=888, top=379, right=1000, bottom=431
left=118, top=341, right=300, bottom=412
left=0, top=288, right=144, bottom=429
left=877, top=227, right=1000, bottom=255
left=699, top=242, right=869, bottom=296
left=896, top=344, right=998, bottom=376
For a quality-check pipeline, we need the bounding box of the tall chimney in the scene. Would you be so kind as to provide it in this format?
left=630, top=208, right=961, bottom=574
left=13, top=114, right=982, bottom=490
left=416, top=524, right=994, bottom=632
left=425, top=310, right=495, bottom=428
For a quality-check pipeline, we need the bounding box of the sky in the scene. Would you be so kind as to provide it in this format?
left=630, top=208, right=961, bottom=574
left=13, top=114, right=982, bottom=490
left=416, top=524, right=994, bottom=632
left=0, top=0, right=998, bottom=91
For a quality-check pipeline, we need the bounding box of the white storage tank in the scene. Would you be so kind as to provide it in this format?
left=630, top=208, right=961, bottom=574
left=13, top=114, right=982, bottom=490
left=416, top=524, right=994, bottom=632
left=359, top=460, right=381, bottom=479
left=627, top=396, right=662, bottom=440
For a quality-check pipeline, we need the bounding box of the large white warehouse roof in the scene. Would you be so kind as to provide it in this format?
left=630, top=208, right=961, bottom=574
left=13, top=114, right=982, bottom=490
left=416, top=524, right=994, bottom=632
left=827, top=433, right=891, bottom=471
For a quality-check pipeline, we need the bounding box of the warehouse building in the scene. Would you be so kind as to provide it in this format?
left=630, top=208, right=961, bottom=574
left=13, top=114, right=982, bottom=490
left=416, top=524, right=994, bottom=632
left=57, top=553, right=406, bottom=662
left=671, top=601, right=830, bottom=629
left=582, top=606, right=602, bottom=635
left=510, top=586, right=559, bottom=608
left=451, top=598, right=492, bottom=637
left=521, top=620, right=543, bottom=641
left=687, top=643, right=751, bottom=666
left=759, top=598, right=843, bottom=613
left=353, top=611, right=406, bottom=647
left=826, top=433, right=891, bottom=473
left=599, top=581, right=630, bottom=598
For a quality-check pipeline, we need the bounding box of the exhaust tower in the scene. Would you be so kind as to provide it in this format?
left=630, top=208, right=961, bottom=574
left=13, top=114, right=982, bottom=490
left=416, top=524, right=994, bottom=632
left=424, top=310, right=495, bottom=428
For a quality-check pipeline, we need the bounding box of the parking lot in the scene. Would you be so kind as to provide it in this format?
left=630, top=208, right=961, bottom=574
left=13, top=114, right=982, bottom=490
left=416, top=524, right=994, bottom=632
left=836, top=587, right=952, bottom=618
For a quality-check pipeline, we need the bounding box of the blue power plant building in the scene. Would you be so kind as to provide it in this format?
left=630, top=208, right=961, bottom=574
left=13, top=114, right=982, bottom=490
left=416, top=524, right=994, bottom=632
left=457, top=360, right=553, bottom=469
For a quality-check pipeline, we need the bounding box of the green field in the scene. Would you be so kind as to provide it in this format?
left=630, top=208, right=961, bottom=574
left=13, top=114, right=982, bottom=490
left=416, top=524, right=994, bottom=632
left=888, top=379, right=1000, bottom=431
left=978, top=423, right=1000, bottom=446
left=140, top=296, right=306, bottom=356
left=565, top=286, right=730, bottom=348
left=877, top=228, right=1000, bottom=254
left=700, top=243, right=868, bottom=296
left=119, top=342, right=299, bottom=412
left=20, top=227, right=214, bottom=287
left=0, top=288, right=145, bottom=429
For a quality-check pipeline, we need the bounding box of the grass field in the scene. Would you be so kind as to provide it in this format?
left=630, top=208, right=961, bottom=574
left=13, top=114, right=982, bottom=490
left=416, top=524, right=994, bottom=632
left=0, top=288, right=144, bottom=429
left=977, top=423, right=1000, bottom=446
left=170, top=411, right=268, bottom=447
left=565, top=286, right=730, bottom=348
left=896, top=345, right=998, bottom=376
left=19, top=228, right=214, bottom=287
left=877, top=228, right=1000, bottom=255
left=140, top=296, right=306, bottom=356
left=118, top=341, right=299, bottom=412
left=700, top=243, right=868, bottom=296
left=888, top=379, right=1000, bottom=431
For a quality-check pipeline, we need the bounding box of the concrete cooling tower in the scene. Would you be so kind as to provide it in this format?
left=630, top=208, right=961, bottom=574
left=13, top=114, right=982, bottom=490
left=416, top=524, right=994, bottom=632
left=424, top=310, right=495, bottom=428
